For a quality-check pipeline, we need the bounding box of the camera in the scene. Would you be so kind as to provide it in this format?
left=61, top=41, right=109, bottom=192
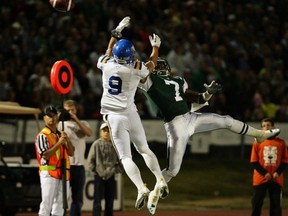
left=58, top=108, right=71, bottom=121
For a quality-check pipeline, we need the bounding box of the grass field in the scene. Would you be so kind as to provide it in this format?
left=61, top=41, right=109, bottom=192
left=121, top=156, right=288, bottom=211
left=15, top=155, right=288, bottom=216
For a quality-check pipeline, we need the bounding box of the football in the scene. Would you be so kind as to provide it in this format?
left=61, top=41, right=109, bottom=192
left=49, top=0, right=74, bottom=12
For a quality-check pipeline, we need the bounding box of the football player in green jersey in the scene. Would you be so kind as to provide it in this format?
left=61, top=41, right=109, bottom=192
left=138, top=57, right=280, bottom=184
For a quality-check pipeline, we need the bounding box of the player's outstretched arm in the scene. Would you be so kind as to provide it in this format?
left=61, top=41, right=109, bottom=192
left=106, top=16, right=131, bottom=56
left=185, top=80, right=222, bottom=103
left=146, top=33, right=161, bottom=73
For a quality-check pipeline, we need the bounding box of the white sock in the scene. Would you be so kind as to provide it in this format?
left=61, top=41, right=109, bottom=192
left=229, top=118, right=263, bottom=137
left=121, top=157, right=144, bottom=190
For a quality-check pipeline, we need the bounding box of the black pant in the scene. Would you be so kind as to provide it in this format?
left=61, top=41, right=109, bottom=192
left=251, top=181, right=282, bottom=216
left=93, top=175, right=116, bottom=216
left=70, top=165, right=86, bottom=216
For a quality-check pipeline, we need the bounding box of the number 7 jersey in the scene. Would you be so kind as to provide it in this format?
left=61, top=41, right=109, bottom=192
left=138, top=74, right=190, bottom=122
left=98, top=54, right=149, bottom=114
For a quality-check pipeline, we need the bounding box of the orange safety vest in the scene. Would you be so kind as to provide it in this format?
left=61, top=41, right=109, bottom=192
left=35, top=127, right=70, bottom=180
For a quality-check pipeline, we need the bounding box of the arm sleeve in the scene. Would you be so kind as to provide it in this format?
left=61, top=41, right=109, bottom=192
left=275, top=162, right=288, bottom=175
left=87, top=141, right=97, bottom=172
left=35, top=134, right=49, bottom=157
left=251, top=162, right=267, bottom=176
left=182, top=78, right=188, bottom=93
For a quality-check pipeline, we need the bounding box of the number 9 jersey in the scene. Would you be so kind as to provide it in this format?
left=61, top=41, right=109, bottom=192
left=97, top=54, right=149, bottom=114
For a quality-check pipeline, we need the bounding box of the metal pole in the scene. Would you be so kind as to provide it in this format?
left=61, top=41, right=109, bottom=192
left=61, top=94, right=67, bottom=215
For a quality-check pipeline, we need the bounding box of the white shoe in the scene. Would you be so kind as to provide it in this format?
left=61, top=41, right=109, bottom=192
left=255, top=128, right=280, bottom=143
left=158, top=178, right=169, bottom=199
left=147, top=189, right=160, bottom=215
left=135, top=185, right=150, bottom=210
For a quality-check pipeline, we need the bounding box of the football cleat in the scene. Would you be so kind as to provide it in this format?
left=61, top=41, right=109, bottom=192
left=159, top=178, right=169, bottom=199
left=255, top=128, right=280, bottom=143
left=135, top=185, right=150, bottom=210
left=147, top=189, right=160, bottom=215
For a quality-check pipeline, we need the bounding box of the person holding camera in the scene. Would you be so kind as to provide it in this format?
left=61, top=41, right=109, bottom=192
left=59, top=100, right=92, bottom=216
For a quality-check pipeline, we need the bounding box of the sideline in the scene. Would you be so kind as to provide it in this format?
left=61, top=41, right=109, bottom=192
left=16, top=209, right=288, bottom=216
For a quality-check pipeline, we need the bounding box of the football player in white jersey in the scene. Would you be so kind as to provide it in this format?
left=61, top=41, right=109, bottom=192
left=139, top=57, right=281, bottom=184
left=97, top=16, right=168, bottom=215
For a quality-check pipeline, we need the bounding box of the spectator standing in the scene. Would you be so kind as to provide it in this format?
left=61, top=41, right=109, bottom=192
left=34, top=105, right=74, bottom=216
left=60, top=100, right=92, bottom=216
left=87, top=122, right=123, bottom=216
left=250, top=118, right=288, bottom=216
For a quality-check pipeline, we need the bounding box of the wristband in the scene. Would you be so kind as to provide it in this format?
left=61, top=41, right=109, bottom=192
left=111, top=29, right=122, bottom=39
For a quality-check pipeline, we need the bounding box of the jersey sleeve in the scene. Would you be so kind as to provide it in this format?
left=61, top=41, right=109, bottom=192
left=250, top=141, right=259, bottom=163
left=280, top=140, right=288, bottom=163
left=97, top=54, right=110, bottom=70
left=138, top=76, right=153, bottom=91
left=138, top=61, right=150, bottom=78
left=87, top=140, right=97, bottom=172
left=35, top=134, right=49, bottom=158
left=182, top=78, right=188, bottom=93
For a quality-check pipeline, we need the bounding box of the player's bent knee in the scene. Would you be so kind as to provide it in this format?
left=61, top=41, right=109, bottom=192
left=136, top=145, right=152, bottom=154
left=222, top=115, right=234, bottom=127
left=165, top=168, right=179, bottom=178
left=120, top=156, right=132, bottom=163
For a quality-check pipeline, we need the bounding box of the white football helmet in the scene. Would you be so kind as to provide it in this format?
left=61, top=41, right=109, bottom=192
left=153, top=57, right=171, bottom=76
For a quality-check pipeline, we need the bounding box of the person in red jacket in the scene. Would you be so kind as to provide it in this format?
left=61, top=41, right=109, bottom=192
left=250, top=118, right=288, bottom=216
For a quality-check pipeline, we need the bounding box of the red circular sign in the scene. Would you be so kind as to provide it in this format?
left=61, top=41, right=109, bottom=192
left=50, top=60, right=74, bottom=94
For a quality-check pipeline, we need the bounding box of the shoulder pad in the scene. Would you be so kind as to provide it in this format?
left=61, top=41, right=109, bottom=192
left=100, top=55, right=111, bottom=63
left=41, top=127, right=52, bottom=135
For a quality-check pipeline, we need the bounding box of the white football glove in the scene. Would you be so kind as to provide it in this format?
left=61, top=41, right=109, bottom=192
left=149, top=33, right=161, bottom=47
left=204, top=80, right=222, bottom=94
left=111, top=16, right=131, bottom=39
left=115, top=16, right=131, bottom=32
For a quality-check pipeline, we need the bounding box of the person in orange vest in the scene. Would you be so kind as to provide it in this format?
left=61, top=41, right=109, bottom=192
left=250, top=118, right=288, bottom=216
left=34, top=105, right=75, bottom=216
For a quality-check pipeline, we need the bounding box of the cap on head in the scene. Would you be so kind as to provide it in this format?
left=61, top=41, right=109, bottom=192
left=112, top=39, right=135, bottom=64
left=100, top=122, right=108, bottom=130
left=153, top=57, right=171, bottom=76
left=43, top=105, right=58, bottom=116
